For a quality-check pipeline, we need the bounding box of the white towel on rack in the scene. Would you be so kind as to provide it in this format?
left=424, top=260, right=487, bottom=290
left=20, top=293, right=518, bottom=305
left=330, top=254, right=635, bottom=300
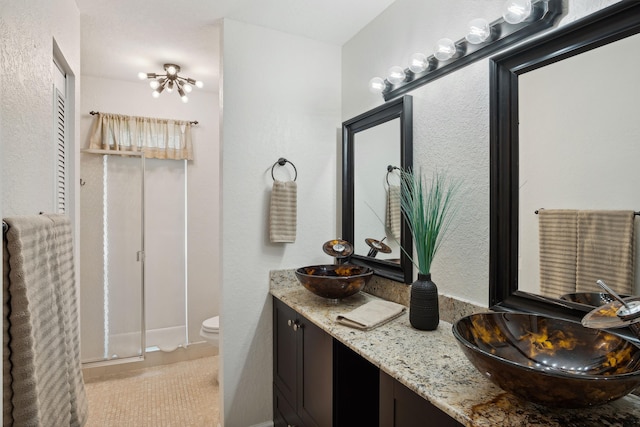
left=270, top=180, right=297, bottom=243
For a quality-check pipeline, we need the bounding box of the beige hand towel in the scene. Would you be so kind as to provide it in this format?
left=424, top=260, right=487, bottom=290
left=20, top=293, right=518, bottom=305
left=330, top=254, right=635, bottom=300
left=538, top=209, right=578, bottom=298
left=385, top=185, right=402, bottom=241
left=336, top=300, right=406, bottom=330
left=270, top=180, right=297, bottom=243
left=576, top=210, right=635, bottom=295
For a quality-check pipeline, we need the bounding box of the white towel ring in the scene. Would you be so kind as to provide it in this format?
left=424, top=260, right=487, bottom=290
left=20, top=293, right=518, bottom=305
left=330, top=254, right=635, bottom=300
left=271, top=158, right=297, bottom=182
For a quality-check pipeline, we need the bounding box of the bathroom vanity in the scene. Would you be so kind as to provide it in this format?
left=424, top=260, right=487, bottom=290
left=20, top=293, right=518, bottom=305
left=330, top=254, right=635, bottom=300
left=270, top=270, right=640, bottom=427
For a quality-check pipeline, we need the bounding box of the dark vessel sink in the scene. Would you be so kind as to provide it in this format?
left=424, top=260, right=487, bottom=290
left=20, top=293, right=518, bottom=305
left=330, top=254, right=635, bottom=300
left=453, top=312, right=640, bottom=408
left=295, top=264, right=373, bottom=300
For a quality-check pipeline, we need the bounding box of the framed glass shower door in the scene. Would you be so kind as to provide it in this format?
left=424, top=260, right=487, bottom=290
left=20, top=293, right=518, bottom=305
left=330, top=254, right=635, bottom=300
left=80, top=150, right=145, bottom=364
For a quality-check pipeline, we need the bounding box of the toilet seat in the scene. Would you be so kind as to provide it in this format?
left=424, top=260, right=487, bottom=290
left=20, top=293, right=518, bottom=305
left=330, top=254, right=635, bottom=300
left=202, top=316, right=219, bottom=333
left=200, top=316, right=220, bottom=347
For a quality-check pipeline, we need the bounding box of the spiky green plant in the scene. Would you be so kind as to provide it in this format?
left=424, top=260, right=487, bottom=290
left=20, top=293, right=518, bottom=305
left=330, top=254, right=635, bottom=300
left=400, top=169, right=460, bottom=275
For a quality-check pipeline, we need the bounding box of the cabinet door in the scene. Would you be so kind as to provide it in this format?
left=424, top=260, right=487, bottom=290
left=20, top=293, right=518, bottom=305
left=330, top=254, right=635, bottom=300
left=380, top=372, right=463, bottom=427
left=298, top=316, right=333, bottom=427
left=274, top=299, right=299, bottom=409
left=274, top=386, right=303, bottom=427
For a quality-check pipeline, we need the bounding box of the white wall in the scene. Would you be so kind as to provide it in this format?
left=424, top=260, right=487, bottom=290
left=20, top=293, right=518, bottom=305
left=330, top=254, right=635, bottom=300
left=1, top=1, right=81, bottom=424
left=342, top=0, right=622, bottom=307
left=220, top=19, right=341, bottom=426
left=79, top=76, right=220, bottom=350
left=1, top=0, right=80, bottom=218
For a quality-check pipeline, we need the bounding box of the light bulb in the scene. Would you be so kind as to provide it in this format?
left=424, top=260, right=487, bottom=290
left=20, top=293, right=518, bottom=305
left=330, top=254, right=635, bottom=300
left=434, top=38, right=456, bottom=61
left=152, top=91, right=160, bottom=98
left=183, top=83, right=192, bottom=93
left=387, top=66, right=406, bottom=85
left=368, top=77, right=387, bottom=94
left=195, top=80, right=204, bottom=89
left=166, top=65, right=177, bottom=75
left=408, top=53, right=429, bottom=74
left=166, top=81, right=174, bottom=93
left=181, top=96, right=189, bottom=103
left=466, top=18, right=491, bottom=44
left=149, top=80, right=160, bottom=90
left=138, top=72, right=148, bottom=80
left=502, top=0, right=532, bottom=24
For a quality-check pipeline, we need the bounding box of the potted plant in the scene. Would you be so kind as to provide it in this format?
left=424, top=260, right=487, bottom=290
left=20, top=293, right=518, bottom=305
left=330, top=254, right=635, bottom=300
left=400, top=168, right=460, bottom=330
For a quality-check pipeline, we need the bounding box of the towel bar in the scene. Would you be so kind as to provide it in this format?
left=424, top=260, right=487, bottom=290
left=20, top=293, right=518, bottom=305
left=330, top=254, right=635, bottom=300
left=535, top=209, right=640, bottom=216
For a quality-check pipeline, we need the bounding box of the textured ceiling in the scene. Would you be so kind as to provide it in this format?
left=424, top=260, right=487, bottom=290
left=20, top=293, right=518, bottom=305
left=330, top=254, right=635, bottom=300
left=78, top=0, right=397, bottom=92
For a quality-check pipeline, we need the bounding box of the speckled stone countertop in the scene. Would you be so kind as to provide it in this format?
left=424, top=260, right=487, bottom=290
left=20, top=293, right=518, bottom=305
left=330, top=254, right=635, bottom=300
left=270, top=270, right=640, bottom=427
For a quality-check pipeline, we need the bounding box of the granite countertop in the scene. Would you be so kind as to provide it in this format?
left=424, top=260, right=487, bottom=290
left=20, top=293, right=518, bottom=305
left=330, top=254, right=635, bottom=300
left=270, top=270, right=640, bottom=427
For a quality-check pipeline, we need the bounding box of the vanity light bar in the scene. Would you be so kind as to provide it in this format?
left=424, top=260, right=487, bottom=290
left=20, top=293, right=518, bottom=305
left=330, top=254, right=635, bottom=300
left=373, top=0, right=562, bottom=101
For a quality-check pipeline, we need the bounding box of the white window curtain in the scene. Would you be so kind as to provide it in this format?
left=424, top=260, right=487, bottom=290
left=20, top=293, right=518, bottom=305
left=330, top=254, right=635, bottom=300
left=89, top=113, right=193, bottom=160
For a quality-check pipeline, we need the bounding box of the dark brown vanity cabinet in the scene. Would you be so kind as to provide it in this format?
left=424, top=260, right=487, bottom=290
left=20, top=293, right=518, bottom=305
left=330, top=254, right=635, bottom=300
left=273, top=298, right=333, bottom=427
left=273, top=297, right=461, bottom=427
left=380, top=372, right=463, bottom=427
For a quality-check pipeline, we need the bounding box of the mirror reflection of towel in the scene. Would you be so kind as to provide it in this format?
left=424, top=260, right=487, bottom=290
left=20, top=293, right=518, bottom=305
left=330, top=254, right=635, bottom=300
left=385, top=185, right=401, bottom=241
left=576, top=210, right=635, bottom=295
left=269, top=180, right=297, bottom=243
left=538, top=209, right=635, bottom=297
left=538, top=209, right=578, bottom=298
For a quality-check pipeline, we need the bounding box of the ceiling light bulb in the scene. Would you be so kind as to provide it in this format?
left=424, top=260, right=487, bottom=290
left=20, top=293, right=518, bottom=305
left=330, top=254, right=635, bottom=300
left=466, top=18, right=491, bottom=44
left=138, top=72, right=148, bottom=80
left=434, top=38, right=456, bottom=61
left=502, top=0, right=532, bottom=24
left=408, top=53, right=429, bottom=74
left=368, top=77, right=387, bottom=93
left=195, top=80, right=204, bottom=89
left=181, top=96, right=189, bottom=103
left=149, top=80, right=160, bottom=89
left=152, top=91, right=160, bottom=98
left=387, top=66, right=406, bottom=85
left=166, top=81, right=174, bottom=93
left=166, top=65, right=177, bottom=75
left=183, top=83, right=192, bottom=93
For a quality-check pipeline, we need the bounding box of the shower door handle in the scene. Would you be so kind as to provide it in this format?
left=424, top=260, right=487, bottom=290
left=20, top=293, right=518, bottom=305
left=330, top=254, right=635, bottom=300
left=137, top=251, right=145, bottom=262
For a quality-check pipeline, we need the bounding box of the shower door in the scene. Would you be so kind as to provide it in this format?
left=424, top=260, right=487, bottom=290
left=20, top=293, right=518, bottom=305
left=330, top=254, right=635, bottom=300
left=80, top=151, right=145, bottom=364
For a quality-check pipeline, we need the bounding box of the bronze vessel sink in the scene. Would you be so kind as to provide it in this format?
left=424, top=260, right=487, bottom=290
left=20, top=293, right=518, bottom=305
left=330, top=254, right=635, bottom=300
left=453, top=312, right=640, bottom=408
left=295, top=264, right=373, bottom=300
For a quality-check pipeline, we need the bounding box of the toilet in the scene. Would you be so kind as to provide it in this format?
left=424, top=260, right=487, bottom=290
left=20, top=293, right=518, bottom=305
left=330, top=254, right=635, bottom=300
left=200, top=316, right=220, bottom=386
left=200, top=316, right=220, bottom=348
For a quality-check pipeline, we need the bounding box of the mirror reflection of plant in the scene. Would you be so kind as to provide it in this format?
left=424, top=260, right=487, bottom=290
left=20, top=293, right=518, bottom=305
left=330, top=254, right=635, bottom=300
left=400, top=169, right=461, bottom=275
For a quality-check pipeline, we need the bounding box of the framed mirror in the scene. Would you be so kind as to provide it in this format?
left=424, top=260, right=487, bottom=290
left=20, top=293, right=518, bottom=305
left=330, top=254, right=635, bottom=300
left=342, top=95, right=413, bottom=283
left=490, top=3, right=640, bottom=327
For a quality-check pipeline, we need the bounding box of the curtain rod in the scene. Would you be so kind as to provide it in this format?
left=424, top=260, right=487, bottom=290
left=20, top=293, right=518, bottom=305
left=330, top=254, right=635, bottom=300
left=89, top=111, right=198, bottom=125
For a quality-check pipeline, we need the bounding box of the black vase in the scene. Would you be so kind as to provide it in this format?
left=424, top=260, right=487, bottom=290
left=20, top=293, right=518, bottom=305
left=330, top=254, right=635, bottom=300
left=410, top=273, right=439, bottom=330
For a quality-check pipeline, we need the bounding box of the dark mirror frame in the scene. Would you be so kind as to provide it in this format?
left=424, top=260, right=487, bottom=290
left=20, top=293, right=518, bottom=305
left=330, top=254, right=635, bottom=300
left=490, top=2, right=640, bottom=330
left=342, top=95, right=413, bottom=284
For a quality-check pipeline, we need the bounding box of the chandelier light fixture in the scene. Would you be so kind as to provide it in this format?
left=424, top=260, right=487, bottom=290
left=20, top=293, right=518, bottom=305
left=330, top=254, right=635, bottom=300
left=138, top=64, right=203, bottom=103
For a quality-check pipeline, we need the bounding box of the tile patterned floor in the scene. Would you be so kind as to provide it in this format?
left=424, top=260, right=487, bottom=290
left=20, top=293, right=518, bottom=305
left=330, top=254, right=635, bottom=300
left=84, top=356, right=219, bottom=426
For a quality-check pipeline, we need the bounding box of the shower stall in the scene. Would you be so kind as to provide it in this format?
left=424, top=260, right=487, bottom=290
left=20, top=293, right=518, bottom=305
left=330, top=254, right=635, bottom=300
left=79, top=150, right=188, bottom=364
